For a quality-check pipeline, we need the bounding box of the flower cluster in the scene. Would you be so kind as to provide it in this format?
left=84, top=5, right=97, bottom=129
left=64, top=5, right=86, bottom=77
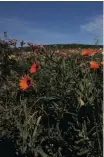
left=0, top=38, right=45, bottom=50
left=82, top=48, right=103, bottom=69
left=82, top=48, right=100, bottom=56
left=19, top=61, right=40, bottom=91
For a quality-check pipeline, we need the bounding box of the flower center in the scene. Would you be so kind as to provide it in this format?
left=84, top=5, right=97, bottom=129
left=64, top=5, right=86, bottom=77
left=27, top=79, right=31, bottom=86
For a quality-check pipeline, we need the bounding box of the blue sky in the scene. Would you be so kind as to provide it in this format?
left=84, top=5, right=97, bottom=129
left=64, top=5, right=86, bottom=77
left=0, top=1, right=103, bottom=45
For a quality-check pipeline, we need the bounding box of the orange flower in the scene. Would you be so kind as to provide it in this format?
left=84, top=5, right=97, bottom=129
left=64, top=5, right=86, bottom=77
left=101, top=61, right=104, bottom=66
left=29, top=61, right=40, bottom=73
left=19, top=74, right=32, bottom=90
left=82, top=49, right=92, bottom=56
left=90, top=61, right=99, bottom=69
left=82, top=48, right=97, bottom=56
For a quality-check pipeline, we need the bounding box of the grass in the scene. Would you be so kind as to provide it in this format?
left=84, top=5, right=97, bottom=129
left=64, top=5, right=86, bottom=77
left=0, top=40, right=103, bottom=157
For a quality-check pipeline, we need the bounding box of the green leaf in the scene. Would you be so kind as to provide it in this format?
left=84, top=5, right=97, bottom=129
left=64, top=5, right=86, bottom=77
left=77, top=149, right=89, bottom=156
left=78, top=97, right=85, bottom=106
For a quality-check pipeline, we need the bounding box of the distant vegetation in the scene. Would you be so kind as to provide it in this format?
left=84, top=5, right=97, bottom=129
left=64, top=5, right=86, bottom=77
left=45, top=43, right=103, bottom=49
left=19, top=43, right=103, bottom=52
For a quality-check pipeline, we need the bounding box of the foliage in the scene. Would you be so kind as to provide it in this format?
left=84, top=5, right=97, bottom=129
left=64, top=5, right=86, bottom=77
left=0, top=37, right=103, bottom=157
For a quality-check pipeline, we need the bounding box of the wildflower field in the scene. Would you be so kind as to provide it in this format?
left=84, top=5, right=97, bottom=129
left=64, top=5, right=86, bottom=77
left=0, top=39, right=103, bottom=157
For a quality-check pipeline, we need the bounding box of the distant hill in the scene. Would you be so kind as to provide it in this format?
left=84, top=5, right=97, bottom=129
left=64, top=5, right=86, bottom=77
left=44, top=43, right=103, bottom=49
left=0, top=42, right=103, bottom=52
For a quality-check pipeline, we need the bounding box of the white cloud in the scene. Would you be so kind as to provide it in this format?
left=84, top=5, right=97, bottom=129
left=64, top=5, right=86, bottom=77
left=80, top=15, right=103, bottom=35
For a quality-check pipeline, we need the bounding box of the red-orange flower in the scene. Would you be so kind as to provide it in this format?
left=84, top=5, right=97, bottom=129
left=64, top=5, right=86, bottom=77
left=19, top=74, right=32, bottom=90
left=29, top=61, right=40, bottom=73
left=90, top=61, right=99, bottom=69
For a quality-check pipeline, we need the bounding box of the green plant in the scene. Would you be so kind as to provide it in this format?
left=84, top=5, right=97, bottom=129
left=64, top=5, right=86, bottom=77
left=0, top=37, right=103, bottom=157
